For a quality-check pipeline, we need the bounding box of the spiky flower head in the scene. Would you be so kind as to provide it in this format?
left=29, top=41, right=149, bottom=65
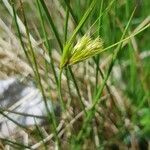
left=60, top=35, right=103, bottom=69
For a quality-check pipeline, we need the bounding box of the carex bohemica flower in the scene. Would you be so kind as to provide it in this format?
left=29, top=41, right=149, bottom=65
left=60, top=34, right=104, bottom=69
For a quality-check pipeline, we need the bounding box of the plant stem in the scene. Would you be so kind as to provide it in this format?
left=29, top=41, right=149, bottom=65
left=58, top=69, right=66, bottom=112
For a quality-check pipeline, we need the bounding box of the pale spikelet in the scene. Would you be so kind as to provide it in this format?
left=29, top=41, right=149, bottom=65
left=60, top=34, right=103, bottom=69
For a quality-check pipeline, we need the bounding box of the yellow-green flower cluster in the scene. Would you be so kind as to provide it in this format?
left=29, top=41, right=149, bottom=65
left=60, top=35, right=103, bottom=69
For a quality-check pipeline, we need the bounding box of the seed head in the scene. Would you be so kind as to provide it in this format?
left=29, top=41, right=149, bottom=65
left=60, top=35, right=104, bottom=69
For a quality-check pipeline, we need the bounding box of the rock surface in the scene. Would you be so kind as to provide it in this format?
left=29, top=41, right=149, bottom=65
left=0, top=77, right=52, bottom=137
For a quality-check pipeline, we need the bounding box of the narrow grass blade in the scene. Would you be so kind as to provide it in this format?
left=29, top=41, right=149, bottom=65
left=38, top=0, right=63, bottom=50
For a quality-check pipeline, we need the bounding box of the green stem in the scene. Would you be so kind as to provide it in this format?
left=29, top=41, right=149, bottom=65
left=95, top=0, right=104, bottom=95
left=58, top=69, right=66, bottom=112
left=64, top=0, right=73, bottom=105
left=37, top=0, right=58, bottom=85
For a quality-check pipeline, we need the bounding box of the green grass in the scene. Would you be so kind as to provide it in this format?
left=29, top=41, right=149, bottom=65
left=0, top=0, right=150, bottom=149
